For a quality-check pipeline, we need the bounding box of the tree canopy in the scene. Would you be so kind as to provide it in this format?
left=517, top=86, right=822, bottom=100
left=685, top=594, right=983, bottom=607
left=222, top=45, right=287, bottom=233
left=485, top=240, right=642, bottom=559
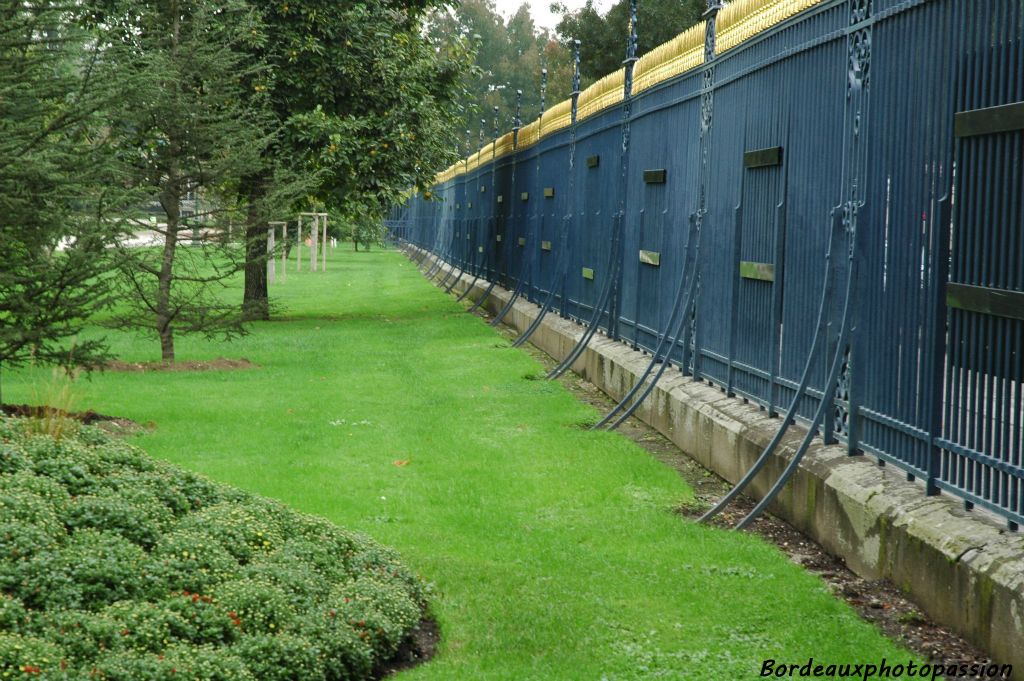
left=553, top=0, right=705, bottom=86
left=239, top=0, right=474, bottom=316
left=427, top=0, right=574, bottom=142
left=424, top=0, right=705, bottom=147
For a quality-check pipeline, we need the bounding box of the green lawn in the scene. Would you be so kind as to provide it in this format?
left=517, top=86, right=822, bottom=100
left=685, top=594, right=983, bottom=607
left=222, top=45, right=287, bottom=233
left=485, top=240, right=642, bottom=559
left=5, top=246, right=913, bottom=679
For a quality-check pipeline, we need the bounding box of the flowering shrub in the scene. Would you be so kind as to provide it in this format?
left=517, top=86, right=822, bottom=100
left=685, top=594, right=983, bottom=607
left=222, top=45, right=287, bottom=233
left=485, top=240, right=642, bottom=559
left=0, top=633, right=63, bottom=677
left=90, top=645, right=255, bottom=681
left=149, top=528, right=239, bottom=593
left=336, top=576, right=423, bottom=659
left=177, top=504, right=284, bottom=564
left=0, top=595, right=27, bottom=633
left=0, top=443, right=28, bottom=475
left=14, top=529, right=154, bottom=610
left=233, top=633, right=325, bottom=681
left=61, top=487, right=173, bottom=548
left=212, top=578, right=295, bottom=635
left=0, top=418, right=430, bottom=678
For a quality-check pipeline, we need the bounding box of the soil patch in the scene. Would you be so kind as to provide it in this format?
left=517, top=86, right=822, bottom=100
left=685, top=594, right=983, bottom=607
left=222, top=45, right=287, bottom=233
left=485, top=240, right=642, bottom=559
left=374, top=617, right=440, bottom=678
left=102, top=357, right=257, bottom=372
left=502, top=328, right=996, bottom=676
left=1, top=403, right=150, bottom=436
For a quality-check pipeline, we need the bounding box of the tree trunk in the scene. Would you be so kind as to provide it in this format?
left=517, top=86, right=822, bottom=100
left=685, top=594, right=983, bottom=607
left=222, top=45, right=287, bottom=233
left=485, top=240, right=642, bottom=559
left=242, top=173, right=269, bottom=320
left=155, top=193, right=179, bottom=364
left=159, top=326, right=174, bottom=363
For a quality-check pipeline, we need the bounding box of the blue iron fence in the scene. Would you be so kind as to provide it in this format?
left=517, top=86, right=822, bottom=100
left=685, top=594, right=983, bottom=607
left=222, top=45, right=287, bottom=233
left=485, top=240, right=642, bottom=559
left=387, top=0, right=1024, bottom=530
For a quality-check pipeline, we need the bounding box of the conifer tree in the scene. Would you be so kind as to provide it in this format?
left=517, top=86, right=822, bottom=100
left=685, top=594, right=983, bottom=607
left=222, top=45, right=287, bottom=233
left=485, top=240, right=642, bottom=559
left=0, top=1, right=129, bottom=400
left=99, top=0, right=288, bottom=361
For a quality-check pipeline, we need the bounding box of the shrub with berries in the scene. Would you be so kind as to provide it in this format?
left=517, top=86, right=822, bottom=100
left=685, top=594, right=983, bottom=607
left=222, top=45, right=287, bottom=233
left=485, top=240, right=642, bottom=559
left=0, top=418, right=430, bottom=679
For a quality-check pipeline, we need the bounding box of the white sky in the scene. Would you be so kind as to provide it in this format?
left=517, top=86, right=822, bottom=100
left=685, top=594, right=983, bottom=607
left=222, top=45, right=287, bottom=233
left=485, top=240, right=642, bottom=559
left=492, top=0, right=615, bottom=33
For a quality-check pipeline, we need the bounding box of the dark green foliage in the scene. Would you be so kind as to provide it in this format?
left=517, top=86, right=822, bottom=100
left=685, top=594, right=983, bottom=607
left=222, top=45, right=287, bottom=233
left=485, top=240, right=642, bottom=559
left=331, top=576, right=422, bottom=660
left=240, top=0, right=473, bottom=314
left=256, top=0, right=470, bottom=214
left=62, top=487, right=173, bottom=548
left=0, top=418, right=429, bottom=678
left=0, top=3, right=130, bottom=394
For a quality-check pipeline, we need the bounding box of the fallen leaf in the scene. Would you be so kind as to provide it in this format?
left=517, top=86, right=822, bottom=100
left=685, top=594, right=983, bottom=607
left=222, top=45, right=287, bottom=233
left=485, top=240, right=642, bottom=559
left=392, top=459, right=410, bottom=467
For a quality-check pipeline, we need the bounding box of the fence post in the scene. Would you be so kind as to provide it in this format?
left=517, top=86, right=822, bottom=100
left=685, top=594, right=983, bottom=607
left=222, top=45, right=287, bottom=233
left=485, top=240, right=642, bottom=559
left=832, top=0, right=874, bottom=449
left=609, top=0, right=639, bottom=342
left=683, top=0, right=722, bottom=378
left=562, top=39, right=582, bottom=320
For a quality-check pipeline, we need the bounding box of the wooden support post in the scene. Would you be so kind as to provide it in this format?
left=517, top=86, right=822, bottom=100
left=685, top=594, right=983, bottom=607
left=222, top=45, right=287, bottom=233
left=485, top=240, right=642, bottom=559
left=296, top=215, right=303, bottom=272
left=310, top=214, right=318, bottom=272
left=266, top=228, right=276, bottom=284
left=321, top=213, right=327, bottom=272
left=269, top=222, right=287, bottom=283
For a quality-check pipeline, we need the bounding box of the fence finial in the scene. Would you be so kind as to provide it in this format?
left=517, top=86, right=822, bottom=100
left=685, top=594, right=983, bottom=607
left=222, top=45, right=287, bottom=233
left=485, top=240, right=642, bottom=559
left=623, top=0, right=639, bottom=97
left=571, top=39, right=582, bottom=124
left=704, top=0, right=723, bottom=60
left=513, top=89, right=523, bottom=149
left=540, top=68, right=548, bottom=117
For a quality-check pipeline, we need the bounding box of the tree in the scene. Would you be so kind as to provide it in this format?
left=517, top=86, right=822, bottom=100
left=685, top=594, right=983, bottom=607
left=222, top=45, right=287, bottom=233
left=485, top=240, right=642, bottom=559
left=98, top=0, right=284, bottom=362
left=239, top=0, right=474, bottom=318
left=553, top=0, right=705, bottom=85
left=0, top=1, right=130, bottom=401
left=427, top=1, right=574, bottom=137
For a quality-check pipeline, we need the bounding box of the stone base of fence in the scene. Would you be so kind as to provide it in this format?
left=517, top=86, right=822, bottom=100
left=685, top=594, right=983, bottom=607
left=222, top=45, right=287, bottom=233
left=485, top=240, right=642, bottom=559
left=414, top=250, right=1024, bottom=672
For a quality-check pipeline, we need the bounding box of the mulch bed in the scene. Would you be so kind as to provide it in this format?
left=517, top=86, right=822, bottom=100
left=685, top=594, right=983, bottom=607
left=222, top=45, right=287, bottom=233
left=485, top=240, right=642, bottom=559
left=1, top=404, right=150, bottom=436
left=102, top=357, right=257, bottom=372
left=374, top=617, right=440, bottom=678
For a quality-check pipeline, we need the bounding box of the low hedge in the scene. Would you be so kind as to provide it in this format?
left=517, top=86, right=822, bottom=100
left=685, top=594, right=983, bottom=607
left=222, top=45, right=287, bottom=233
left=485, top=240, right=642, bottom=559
left=0, top=418, right=429, bottom=679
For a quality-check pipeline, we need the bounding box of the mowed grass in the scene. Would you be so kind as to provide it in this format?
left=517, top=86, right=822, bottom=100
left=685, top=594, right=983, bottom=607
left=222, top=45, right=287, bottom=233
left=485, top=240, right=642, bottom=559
left=5, top=247, right=912, bottom=679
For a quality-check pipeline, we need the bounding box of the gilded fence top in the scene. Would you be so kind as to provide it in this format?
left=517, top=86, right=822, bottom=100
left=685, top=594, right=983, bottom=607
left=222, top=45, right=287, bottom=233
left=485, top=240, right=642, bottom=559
left=468, top=142, right=495, bottom=172
left=576, top=68, right=625, bottom=122
left=716, top=0, right=824, bottom=53
left=465, top=149, right=480, bottom=173
left=540, top=97, right=573, bottom=139
left=434, top=164, right=458, bottom=185
left=493, top=131, right=515, bottom=159
left=633, top=22, right=706, bottom=94
left=518, top=117, right=541, bottom=149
